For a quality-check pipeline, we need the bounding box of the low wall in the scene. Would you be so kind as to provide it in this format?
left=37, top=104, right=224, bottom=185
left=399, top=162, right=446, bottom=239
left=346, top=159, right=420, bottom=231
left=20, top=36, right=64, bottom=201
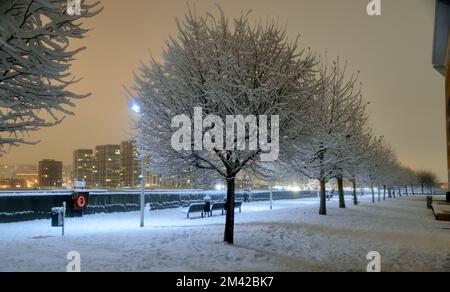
left=0, top=190, right=316, bottom=223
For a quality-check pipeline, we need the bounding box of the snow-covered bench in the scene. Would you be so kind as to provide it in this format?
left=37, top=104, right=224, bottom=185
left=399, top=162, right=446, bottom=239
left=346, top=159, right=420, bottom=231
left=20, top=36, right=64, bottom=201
left=222, top=201, right=243, bottom=215
left=181, top=203, right=206, bottom=219
left=210, top=202, right=226, bottom=216
left=182, top=201, right=243, bottom=219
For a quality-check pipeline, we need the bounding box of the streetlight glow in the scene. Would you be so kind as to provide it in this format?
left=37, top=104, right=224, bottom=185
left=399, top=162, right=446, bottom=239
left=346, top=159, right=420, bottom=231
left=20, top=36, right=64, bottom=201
left=131, top=103, right=141, bottom=114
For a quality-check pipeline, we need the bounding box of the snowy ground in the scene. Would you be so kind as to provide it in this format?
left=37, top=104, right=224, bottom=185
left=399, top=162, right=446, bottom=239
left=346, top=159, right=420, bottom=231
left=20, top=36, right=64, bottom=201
left=0, top=195, right=449, bottom=272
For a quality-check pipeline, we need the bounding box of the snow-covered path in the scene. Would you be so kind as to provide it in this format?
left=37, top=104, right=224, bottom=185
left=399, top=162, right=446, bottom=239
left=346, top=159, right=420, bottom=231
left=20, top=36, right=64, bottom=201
left=0, top=196, right=449, bottom=272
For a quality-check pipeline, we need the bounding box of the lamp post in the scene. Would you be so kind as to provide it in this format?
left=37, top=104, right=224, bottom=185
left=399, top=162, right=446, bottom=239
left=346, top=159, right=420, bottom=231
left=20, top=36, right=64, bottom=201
left=269, top=177, right=273, bottom=210
left=131, top=102, right=145, bottom=228
left=139, top=153, right=145, bottom=228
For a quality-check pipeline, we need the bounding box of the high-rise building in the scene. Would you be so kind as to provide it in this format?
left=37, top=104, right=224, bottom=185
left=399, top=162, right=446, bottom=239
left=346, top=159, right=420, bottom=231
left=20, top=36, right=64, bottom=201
left=38, top=160, right=63, bottom=188
left=93, top=145, right=121, bottom=188
left=73, top=149, right=94, bottom=187
left=120, top=141, right=140, bottom=187
left=145, top=172, right=161, bottom=188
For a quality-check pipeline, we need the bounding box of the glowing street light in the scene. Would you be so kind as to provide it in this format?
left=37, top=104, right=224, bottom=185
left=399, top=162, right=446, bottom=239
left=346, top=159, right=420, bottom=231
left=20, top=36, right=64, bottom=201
left=131, top=103, right=141, bottom=114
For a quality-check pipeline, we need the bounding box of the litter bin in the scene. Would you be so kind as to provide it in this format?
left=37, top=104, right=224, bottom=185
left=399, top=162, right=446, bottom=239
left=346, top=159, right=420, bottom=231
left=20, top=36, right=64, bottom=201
left=51, top=207, right=64, bottom=227
left=447, top=192, right=450, bottom=203
left=426, top=196, right=433, bottom=209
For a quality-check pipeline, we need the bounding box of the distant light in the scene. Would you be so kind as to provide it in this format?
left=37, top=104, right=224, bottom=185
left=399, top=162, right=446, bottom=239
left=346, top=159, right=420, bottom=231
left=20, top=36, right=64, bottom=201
left=215, top=184, right=225, bottom=191
left=131, top=103, right=141, bottom=114
left=287, top=185, right=301, bottom=192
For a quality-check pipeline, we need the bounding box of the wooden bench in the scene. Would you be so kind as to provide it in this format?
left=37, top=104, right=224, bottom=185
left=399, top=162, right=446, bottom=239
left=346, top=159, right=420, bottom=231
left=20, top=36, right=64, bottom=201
left=182, top=203, right=206, bottom=219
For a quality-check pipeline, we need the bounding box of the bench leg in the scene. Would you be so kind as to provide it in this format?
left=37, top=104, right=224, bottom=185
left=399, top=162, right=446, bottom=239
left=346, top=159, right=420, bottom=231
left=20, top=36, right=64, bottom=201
left=187, top=213, right=189, bottom=219
left=239, top=207, right=241, bottom=213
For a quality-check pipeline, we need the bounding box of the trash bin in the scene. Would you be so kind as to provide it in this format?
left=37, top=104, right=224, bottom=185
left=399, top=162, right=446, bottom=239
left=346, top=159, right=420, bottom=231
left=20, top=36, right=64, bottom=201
left=51, top=207, right=64, bottom=227
left=426, top=196, right=433, bottom=209
left=447, top=192, right=450, bottom=203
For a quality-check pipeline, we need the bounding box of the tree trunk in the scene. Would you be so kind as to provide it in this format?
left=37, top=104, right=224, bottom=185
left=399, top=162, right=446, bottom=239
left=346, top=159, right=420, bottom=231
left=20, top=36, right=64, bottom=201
left=337, top=176, right=346, bottom=209
left=388, top=188, right=392, bottom=199
left=405, top=186, right=408, bottom=196
left=352, top=180, right=358, bottom=205
left=371, top=185, right=375, bottom=203
left=411, top=185, right=415, bottom=195
left=378, top=186, right=381, bottom=202
left=319, top=179, right=327, bottom=215
left=383, top=185, right=386, bottom=201
left=393, top=189, right=396, bottom=198
left=224, top=177, right=236, bottom=244
left=421, top=184, right=424, bottom=195
left=398, top=188, right=402, bottom=197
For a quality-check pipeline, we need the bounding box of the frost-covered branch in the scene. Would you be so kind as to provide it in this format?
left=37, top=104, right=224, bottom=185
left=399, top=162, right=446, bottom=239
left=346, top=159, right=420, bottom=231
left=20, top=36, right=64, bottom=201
left=0, top=0, right=102, bottom=154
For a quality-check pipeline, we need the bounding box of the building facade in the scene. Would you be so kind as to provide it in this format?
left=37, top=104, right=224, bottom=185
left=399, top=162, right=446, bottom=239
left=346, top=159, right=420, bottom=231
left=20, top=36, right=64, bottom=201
left=73, top=149, right=94, bottom=187
left=93, top=145, right=121, bottom=188
left=120, top=141, right=141, bottom=188
left=0, top=178, right=27, bottom=189
left=432, top=0, right=450, bottom=188
left=38, top=160, right=63, bottom=188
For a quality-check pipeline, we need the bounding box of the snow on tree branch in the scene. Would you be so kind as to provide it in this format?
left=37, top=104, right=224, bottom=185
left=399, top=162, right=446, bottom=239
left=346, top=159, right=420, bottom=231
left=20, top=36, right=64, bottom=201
left=0, top=0, right=102, bottom=154
left=133, top=6, right=318, bottom=243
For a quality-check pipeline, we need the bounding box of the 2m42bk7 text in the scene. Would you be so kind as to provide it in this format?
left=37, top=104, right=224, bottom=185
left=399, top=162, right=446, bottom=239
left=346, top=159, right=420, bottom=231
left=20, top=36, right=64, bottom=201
left=220, top=277, right=274, bottom=288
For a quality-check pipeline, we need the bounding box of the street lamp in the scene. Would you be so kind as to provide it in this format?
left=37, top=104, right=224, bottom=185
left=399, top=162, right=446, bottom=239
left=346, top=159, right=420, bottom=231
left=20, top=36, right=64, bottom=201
left=130, top=101, right=145, bottom=228
left=131, top=103, right=141, bottom=115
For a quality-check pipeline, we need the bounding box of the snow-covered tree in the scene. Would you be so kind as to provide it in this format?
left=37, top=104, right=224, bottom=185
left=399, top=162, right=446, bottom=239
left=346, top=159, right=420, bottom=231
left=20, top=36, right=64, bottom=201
left=327, top=61, right=370, bottom=209
left=346, top=133, right=383, bottom=205
left=378, top=146, right=401, bottom=199
left=356, top=137, right=386, bottom=203
left=0, top=0, right=101, bottom=154
left=133, top=8, right=317, bottom=243
left=282, top=58, right=369, bottom=215
left=401, top=167, right=418, bottom=195
left=416, top=170, right=438, bottom=195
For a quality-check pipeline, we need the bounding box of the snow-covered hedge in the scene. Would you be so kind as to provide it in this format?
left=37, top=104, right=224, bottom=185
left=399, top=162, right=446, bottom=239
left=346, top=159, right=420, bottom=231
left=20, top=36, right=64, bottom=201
left=0, top=190, right=316, bottom=223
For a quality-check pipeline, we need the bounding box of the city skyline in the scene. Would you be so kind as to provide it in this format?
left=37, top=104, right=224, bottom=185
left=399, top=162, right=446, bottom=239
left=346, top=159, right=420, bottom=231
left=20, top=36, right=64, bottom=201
left=0, top=140, right=197, bottom=189
left=0, top=0, right=447, bottom=181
